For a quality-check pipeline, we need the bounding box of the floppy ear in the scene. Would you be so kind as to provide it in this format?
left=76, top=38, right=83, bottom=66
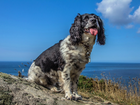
left=69, top=14, right=83, bottom=45
left=97, top=17, right=105, bottom=45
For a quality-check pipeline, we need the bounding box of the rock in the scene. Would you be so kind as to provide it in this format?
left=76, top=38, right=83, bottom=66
left=0, top=72, right=118, bottom=105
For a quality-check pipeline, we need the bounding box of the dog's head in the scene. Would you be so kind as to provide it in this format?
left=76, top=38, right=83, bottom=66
left=70, top=13, right=105, bottom=45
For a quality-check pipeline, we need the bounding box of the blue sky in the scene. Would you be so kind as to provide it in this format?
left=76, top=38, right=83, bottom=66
left=0, top=0, right=140, bottom=63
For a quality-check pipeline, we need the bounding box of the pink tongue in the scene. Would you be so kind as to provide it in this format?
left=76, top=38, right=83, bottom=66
left=90, top=28, right=98, bottom=36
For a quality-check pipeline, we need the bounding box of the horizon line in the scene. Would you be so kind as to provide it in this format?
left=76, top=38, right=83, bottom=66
left=0, top=61, right=140, bottom=64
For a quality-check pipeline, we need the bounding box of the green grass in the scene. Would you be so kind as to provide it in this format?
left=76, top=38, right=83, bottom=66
left=0, top=85, right=13, bottom=105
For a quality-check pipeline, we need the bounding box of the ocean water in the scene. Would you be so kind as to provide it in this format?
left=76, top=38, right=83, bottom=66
left=0, top=61, right=140, bottom=86
left=0, top=61, right=32, bottom=76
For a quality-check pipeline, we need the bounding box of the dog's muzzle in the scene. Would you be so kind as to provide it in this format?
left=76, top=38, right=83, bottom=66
left=84, top=18, right=99, bottom=36
left=85, top=18, right=100, bottom=29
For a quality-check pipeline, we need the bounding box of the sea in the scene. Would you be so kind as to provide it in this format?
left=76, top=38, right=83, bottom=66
left=0, top=61, right=140, bottom=87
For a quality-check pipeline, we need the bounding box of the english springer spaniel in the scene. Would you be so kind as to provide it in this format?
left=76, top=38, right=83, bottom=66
left=28, top=13, right=105, bottom=100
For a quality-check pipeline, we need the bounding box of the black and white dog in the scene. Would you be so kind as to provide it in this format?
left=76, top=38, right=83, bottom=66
left=28, top=13, right=105, bottom=100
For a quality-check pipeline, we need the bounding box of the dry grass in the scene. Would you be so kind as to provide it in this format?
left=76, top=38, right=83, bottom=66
left=78, top=75, right=140, bottom=105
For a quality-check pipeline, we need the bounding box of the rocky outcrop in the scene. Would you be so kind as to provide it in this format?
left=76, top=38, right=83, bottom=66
left=0, top=72, right=118, bottom=105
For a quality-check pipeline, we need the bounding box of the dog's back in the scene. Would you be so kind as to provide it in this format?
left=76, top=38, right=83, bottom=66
left=35, top=40, right=65, bottom=73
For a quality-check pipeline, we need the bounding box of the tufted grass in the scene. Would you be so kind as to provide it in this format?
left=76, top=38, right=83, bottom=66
left=78, top=75, right=140, bottom=105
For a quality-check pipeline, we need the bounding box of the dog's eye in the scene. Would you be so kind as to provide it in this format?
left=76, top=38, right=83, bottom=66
left=94, top=15, right=98, bottom=19
left=84, top=16, right=89, bottom=21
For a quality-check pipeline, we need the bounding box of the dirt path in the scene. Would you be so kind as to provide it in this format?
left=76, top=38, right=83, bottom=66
left=0, top=72, right=118, bottom=105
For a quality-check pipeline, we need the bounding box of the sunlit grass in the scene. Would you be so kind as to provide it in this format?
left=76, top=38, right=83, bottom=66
left=78, top=74, right=140, bottom=105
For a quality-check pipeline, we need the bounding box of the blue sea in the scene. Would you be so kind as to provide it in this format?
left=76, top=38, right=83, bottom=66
left=0, top=61, right=140, bottom=87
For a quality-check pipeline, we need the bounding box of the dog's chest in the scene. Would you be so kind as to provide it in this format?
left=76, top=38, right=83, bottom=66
left=75, top=44, right=87, bottom=58
left=60, top=35, right=94, bottom=64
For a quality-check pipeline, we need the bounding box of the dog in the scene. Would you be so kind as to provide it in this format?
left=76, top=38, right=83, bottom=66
left=28, top=13, right=105, bottom=100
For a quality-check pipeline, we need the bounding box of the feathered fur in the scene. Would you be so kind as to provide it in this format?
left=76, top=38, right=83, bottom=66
left=28, top=13, right=105, bottom=100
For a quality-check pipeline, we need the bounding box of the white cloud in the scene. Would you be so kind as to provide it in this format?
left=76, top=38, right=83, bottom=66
left=96, top=0, right=140, bottom=26
left=125, top=24, right=134, bottom=29
left=129, top=6, right=140, bottom=24
left=137, top=28, right=140, bottom=34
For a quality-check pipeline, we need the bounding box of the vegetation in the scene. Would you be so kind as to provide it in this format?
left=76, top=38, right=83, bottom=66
left=0, top=73, right=13, bottom=105
left=0, top=90, right=13, bottom=105
left=77, top=75, right=140, bottom=105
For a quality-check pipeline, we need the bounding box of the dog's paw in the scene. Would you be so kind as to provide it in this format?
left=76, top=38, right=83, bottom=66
left=65, top=92, right=73, bottom=100
left=72, top=92, right=82, bottom=101
left=50, top=87, right=61, bottom=93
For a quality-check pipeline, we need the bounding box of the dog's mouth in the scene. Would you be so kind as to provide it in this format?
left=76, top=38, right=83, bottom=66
left=84, top=27, right=98, bottom=36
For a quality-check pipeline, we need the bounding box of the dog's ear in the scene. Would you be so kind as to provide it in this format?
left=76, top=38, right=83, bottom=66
left=69, top=13, right=83, bottom=45
left=97, top=17, right=105, bottom=45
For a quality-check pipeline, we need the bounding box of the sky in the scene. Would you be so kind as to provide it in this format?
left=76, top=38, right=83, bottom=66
left=0, top=0, right=140, bottom=63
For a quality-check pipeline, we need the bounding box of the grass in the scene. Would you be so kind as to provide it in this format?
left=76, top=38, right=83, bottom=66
left=77, top=75, right=140, bottom=105
left=0, top=73, right=14, bottom=105
left=0, top=73, right=17, bottom=84
left=0, top=90, right=13, bottom=105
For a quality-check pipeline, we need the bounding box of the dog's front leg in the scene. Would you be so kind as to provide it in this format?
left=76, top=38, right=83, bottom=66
left=62, top=64, right=73, bottom=100
left=72, top=72, right=82, bottom=100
